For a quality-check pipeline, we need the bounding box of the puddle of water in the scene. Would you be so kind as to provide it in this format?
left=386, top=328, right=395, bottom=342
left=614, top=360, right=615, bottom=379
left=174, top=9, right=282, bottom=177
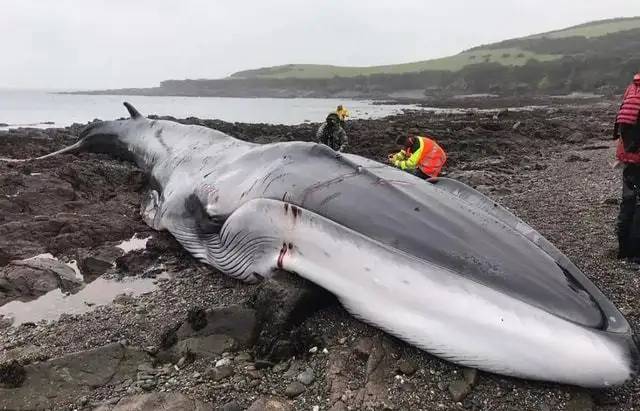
left=117, top=234, right=152, bottom=253
left=0, top=274, right=167, bottom=326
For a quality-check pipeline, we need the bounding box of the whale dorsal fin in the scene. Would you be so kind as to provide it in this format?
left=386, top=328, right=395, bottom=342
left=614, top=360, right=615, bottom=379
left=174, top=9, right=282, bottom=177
left=123, top=102, right=143, bottom=119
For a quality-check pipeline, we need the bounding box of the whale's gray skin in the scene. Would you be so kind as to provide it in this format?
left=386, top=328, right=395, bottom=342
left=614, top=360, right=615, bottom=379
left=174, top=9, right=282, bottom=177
left=8, top=103, right=638, bottom=387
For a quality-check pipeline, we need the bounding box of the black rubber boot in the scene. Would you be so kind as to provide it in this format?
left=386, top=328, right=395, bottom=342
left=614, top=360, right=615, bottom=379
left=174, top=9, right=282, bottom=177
left=617, top=165, right=639, bottom=259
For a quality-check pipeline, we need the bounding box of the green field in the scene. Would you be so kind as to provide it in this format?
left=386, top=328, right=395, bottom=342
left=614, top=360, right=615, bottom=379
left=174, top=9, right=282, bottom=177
left=229, top=17, right=640, bottom=80
left=231, top=48, right=559, bottom=79
left=529, top=17, right=640, bottom=39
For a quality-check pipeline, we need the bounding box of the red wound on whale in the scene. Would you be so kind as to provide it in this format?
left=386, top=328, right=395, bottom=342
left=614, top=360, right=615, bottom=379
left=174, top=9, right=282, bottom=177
left=277, top=242, right=287, bottom=268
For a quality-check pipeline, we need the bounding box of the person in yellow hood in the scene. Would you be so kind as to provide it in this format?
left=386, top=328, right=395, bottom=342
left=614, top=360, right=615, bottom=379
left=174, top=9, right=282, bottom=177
left=336, top=105, right=349, bottom=124
left=388, top=134, right=447, bottom=179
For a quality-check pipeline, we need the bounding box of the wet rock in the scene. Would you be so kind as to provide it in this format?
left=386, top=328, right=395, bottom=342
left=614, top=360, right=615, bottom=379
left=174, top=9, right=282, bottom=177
left=187, top=306, right=208, bottom=330
left=247, top=397, right=293, bottom=411
left=282, top=360, right=302, bottom=378
left=175, top=305, right=257, bottom=348
left=0, top=344, right=45, bottom=364
left=358, top=335, right=400, bottom=409
left=159, top=322, right=182, bottom=349
left=95, top=392, right=213, bottom=410
left=353, top=337, right=374, bottom=360
left=0, top=360, right=26, bottom=388
left=0, top=258, right=81, bottom=305
left=284, top=381, right=306, bottom=398
left=221, top=400, right=243, bottom=411
left=177, top=352, right=195, bottom=368
left=145, top=232, right=183, bottom=255
left=566, top=391, right=594, bottom=411
left=449, top=380, right=472, bottom=402
left=77, top=245, right=123, bottom=282
left=205, top=365, right=234, bottom=381
left=396, top=359, right=418, bottom=376
left=116, top=250, right=152, bottom=275
left=463, top=368, right=478, bottom=386
left=234, top=351, right=252, bottom=362
left=0, top=249, right=10, bottom=267
left=251, top=271, right=335, bottom=363
left=296, top=367, right=315, bottom=385
left=0, top=343, right=148, bottom=410
left=175, top=335, right=236, bottom=358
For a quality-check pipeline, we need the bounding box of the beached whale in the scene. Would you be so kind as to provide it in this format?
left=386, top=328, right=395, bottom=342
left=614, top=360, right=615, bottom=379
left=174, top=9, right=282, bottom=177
left=4, top=103, right=638, bottom=387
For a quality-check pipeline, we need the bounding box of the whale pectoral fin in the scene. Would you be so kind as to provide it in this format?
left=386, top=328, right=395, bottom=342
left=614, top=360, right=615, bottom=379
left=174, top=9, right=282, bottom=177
left=184, top=193, right=225, bottom=239
left=123, top=102, right=143, bottom=119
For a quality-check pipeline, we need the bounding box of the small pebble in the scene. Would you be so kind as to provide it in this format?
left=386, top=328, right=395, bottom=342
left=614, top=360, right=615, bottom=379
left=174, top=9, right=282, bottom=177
left=297, top=367, right=315, bottom=385
left=285, top=381, right=306, bottom=398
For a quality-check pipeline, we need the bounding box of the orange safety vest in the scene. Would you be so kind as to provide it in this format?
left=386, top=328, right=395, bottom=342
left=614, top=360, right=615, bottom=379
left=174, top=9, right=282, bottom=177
left=415, top=137, right=447, bottom=177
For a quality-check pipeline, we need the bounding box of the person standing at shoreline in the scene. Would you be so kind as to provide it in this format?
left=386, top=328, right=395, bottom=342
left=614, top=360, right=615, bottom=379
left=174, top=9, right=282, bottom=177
left=613, top=73, right=640, bottom=260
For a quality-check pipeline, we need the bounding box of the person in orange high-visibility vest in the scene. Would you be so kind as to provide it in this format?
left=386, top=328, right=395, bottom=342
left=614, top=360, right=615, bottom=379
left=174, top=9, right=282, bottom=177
left=388, top=134, right=447, bottom=179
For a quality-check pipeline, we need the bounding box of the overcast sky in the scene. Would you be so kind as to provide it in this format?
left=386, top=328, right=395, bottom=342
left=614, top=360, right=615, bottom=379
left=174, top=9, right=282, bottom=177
left=2, top=0, right=640, bottom=90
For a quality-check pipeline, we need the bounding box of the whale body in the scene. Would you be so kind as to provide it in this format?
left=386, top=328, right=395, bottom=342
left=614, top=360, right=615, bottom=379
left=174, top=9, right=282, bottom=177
left=7, top=103, right=638, bottom=387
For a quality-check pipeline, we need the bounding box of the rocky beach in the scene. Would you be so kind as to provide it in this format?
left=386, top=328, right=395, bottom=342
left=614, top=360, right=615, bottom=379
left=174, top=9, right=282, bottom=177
left=0, top=101, right=637, bottom=411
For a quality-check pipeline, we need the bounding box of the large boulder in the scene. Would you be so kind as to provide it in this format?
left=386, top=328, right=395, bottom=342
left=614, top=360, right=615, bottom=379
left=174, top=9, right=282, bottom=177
left=77, top=245, right=123, bottom=282
left=0, top=257, right=82, bottom=305
left=251, top=271, right=335, bottom=363
left=0, top=343, right=148, bottom=410
left=160, top=305, right=259, bottom=361
left=175, top=305, right=258, bottom=347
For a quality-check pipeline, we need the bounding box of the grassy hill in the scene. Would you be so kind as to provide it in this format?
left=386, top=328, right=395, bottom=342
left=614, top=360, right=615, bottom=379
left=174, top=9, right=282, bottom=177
left=81, top=17, right=640, bottom=98
left=229, top=48, right=560, bottom=79
left=229, top=17, right=640, bottom=80
left=528, top=17, right=640, bottom=39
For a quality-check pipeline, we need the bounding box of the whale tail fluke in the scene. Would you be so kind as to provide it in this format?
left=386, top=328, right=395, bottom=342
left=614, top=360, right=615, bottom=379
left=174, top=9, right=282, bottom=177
left=123, top=102, right=143, bottom=119
left=1, top=102, right=142, bottom=163
left=0, top=139, right=84, bottom=162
